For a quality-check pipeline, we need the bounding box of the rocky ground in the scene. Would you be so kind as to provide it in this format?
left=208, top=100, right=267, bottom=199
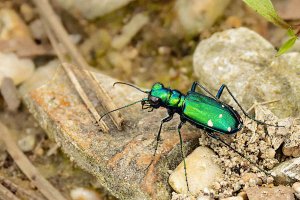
left=0, top=0, right=299, bottom=200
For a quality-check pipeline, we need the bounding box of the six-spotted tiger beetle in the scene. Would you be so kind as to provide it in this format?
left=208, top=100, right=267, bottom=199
left=100, top=81, right=280, bottom=192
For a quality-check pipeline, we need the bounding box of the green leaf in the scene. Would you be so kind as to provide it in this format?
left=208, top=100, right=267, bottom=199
left=276, top=37, right=297, bottom=56
left=243, top=0, right=290, bottom=29
left=287, top=28, right=296, bottom=37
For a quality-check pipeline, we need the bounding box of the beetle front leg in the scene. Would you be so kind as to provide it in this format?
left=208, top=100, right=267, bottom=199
left=146, top=110, right=174, bottom=170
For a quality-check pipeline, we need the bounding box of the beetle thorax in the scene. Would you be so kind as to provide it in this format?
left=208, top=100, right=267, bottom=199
left=149, top=83, right=185, bottom=108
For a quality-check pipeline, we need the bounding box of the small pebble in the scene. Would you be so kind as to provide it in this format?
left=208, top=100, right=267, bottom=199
left=197, top=196, right=212, bottom=200
left=0, top=8, right=32, bottom=39
left=169, top=147, right=223, bottom=194
left=0, top=77, right=21, bottom=112
left=237, top=191, right=248, bottom=200
left=0, top=53, right=35, bottom=85
left=292, top=182, right=300, bottom=194
left=265, top=148, right=276, bottom=159
left=220, top=196, right=243, bottom=200
left=20, top=3, right=35, bottom=22
left=70, top=188, right=101, bottom=200
left=29, top=19, right=47, bottom=40
left=225, top=16, right=242, bottom=28
left=246, top=186, right=295, bottom=200
left=266, top=176, right=274, bottom=184
left=175, top=0, right=231, bottom=35
left=249, top=178, right=257, bottom=187
left=212, top=182, right=221, bottom=190
left=18, top=134, right=36, bottom=152
left=158, top=46, right=171, bottom=55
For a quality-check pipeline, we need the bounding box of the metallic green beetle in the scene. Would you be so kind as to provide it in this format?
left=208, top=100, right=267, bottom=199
left=101, top=81, right=277, bottom=191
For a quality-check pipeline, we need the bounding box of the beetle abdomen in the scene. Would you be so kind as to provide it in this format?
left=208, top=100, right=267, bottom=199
left=182, top=92, right=242, bottom=134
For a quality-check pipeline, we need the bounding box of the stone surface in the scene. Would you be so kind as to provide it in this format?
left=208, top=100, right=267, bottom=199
left=0, top=53, right=35, bottom=85
left=175, top=0, right=231, bottom=35
left=55, top=0, right=135, bottom=19
left=282, top=122, right=300, bottom=157
left=193, top=27, right=300, bottom=118
left=169, top=146, right=223, bottom=195
left=23, top=67, right=202, bottom=200
left=271, top=157, right=300, bottom=184
left=245, top=186, right=295, bottom=200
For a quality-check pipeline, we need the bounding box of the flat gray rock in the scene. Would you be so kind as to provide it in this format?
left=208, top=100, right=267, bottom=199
left=193, top=27, right=300, bottom=118
left=23, top=67, right=202, bottom=200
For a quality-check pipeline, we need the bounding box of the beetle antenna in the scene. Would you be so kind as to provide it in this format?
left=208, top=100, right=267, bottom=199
left=213, top=135, right=273, bottom=177
left=113, top=82, right=150, bottom=94
left=99, top=99, right=145, bottom=122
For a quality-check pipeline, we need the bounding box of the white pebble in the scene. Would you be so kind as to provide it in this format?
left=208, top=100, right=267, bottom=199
left=169, top=147, right=223, bottom=195
left=0, top=53, right=35, bottom=85
left=70, top=188, right=101, bottom=200
left=17, top=134, right=36, bottom=152
left=292, top=182, right=300, bottom=194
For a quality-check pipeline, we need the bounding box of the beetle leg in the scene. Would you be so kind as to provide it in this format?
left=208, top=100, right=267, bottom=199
left=205, top=130, right=219, bottom=139
left=146, top=110, right=174, bottom=170
left=216, top=84, right=225, bottom=99
left=177, top=121, right=190, bottom=192
left=190, top=81, right=216, bottom=99
left=216, top=84, right=282, bottom=127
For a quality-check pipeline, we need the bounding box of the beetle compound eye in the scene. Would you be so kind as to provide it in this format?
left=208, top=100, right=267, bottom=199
left=149, top=96, right=161, bottom=105
left=150, top=96, right=159, bottom=102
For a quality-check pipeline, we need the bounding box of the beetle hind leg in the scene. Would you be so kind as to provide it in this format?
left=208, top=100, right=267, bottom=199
left=216, top=84, right=282, bottom=127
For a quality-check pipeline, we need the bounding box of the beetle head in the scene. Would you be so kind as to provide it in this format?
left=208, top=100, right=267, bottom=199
left=147, top=82, right=169, bottom=108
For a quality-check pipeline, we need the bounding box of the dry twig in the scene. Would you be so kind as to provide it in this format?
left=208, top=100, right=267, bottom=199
left=0, top=122, right=67, bottom=200
left=0, top=173, right=45, bottom=200
left=0, top=183, right=21, bottom=200
left=32, top=0, right=123, bottom=131
left=44, top=23, right=109, bottom=131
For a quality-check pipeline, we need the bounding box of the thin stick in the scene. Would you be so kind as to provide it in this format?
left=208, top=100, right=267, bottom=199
left=63, top=63, right=110, bottom=131
left=0, top=184, right=21, bottom=200
left=0, top=122, right=68, bottom=200
left=0, top=174, right=45, bottom=200
left=32, top=0, right=123, bottom=130
left=43, top=19, right=109, bottom=132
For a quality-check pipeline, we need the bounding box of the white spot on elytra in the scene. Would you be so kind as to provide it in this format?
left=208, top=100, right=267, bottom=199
left=222, top=105, right=225, bottom=108
left=208, top=119, right=213, bottom=127
left=227, top=127, right=231, bottom=132
left=219, top=114, right=223, bottom=118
